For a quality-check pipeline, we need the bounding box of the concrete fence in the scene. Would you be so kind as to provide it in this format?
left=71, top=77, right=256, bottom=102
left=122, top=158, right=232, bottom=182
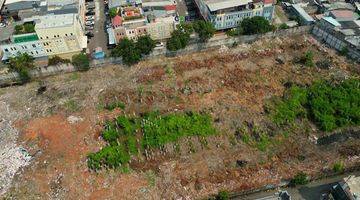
left=0, top=26, right=312, bottom=87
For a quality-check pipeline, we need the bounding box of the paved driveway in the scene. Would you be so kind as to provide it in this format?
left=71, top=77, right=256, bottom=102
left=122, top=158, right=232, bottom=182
left=88, top=0, right=108, bottom=54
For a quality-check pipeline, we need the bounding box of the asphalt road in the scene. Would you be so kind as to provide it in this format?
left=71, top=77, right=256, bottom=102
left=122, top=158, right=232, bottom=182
left=88, top=0, right=108, bottom=54
left=235, top=171, right=360, bottom=200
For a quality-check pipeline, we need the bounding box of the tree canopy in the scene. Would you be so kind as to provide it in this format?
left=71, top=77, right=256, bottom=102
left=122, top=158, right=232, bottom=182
left=8, top=53, right=35, bottom=83
left=136, top=35, right=156, bottom=55
left=111, top=38, right=141, bottom=65
left=193, top=20, right=215, bottom=42
left=72, top=53, right=90, bottom=71
left=166, top=23, right=193, bottom=51
left=109, top=8, right=118, bottom=18
left=240, top=16, right=275, bottom=35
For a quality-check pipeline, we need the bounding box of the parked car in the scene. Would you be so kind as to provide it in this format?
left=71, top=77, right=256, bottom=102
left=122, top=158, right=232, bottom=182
left=85, top=26, right=94, bottom=30
left=0, top=23, right=5, bottom=28
left=86, top=11, right=95, bottom=16
left=86, top=32, right=94, bottom=37
left=85, top=21, right=95, bottom=26
left=86, top=16, right=95, bottom=20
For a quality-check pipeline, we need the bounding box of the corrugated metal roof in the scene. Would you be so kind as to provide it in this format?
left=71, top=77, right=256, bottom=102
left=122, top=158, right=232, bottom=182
left=322, top=16, right=341, bottom=27
left=292, top=4, right=315, bottom=22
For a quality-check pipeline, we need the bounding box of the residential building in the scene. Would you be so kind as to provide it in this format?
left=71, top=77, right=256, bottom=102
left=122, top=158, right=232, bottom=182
left=290, top=4, right=315, bottom=25
left=193, top=0, right=275, bottom=30
left=0, top=13, right=87, bottom=61
left=1, top=0, right=44, bottom=19
left=312, top=12, right=360, bottom=61
left=109, top=2, right=178, bottom=44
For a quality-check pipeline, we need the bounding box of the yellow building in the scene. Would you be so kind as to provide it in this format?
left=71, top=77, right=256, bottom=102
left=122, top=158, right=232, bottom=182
left=35, top=13, right=87, bottom=59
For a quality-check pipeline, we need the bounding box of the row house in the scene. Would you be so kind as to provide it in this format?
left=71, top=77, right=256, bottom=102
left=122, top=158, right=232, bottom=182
left=193, top=0, right=275, bottom=30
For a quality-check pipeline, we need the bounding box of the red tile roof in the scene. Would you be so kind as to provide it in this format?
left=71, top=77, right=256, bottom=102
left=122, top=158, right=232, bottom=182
left=164, top=5, right=176, bottom=11
left=112, top=15, right=122, bottom=27
left=264, top=0, right=273, bottom=4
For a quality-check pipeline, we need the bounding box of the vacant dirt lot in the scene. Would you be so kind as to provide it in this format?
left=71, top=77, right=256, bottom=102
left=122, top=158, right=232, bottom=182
left=1, top=35, right=359, bottom=199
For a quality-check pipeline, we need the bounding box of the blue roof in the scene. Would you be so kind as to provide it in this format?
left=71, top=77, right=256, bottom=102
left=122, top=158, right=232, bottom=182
left=322, top=17, right=341, bottom=27
left=292, top=4, right=315, bottom=22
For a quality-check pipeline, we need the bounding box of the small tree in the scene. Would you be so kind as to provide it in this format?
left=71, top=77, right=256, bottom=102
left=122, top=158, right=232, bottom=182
left=136, top=35, right=155, bottom=55
left=8, top=53, right=35, bottom=83
left=290, top=172, right=308, bottom=186
left=333, top=161, right=344, bottom=173
left=339, top=46, right=349, bottom=56
left=193, top=20, right=215, bottom=42
left=216, top=190, right=229, bottom=200
left=109, top=8, right=118, bottom=18
left=72, top=53, right=90, bottom=71
left=14, top=25, right=23, bottom=34
left=279, top=23, right=289, bottom=30
left=301, top=50, right=314, bottom=67
left=239, top=16, right=275, bottom=35
left=23, top=23, right=35, bottom=33
left=112, top=38, right=141, bottom=65
left=166, top=23, right=193, bottom=51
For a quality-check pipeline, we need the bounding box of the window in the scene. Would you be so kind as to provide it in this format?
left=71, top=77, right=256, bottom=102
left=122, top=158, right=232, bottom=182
left=36, top=51, right=38, bottom=54
left=65, top=34, right=68, bottom=36
left=32, top=44, right=36, bottom=47
left=57, top=35, right=59, bottom=37
left=46, top=36, right=49, bottom=39
left=70, top=33, right=73, bottom=35
left=40, top=37, right=43, bottom=39
left=54, top=35, right=56, bottom=38
left=4, top=48, right=8, bottom=52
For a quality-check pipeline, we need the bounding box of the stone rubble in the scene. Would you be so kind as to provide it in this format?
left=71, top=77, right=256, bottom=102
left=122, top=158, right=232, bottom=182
left=0, top=101, right=31, bottom=196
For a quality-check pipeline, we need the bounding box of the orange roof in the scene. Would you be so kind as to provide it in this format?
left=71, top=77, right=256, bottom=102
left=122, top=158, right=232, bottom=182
left=264, top=0, right=273, bottom=4
left=112, top=15, right=122, bottom=27
left=164, top=5, right=176, bottom=11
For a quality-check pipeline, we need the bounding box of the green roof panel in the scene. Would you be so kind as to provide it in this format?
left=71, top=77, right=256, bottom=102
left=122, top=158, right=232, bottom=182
left=14, top=34, right=39, bottom=44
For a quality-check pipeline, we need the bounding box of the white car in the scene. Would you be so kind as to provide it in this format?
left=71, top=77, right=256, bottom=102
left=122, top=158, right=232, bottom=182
left=85, top=26, right=94, bottom=30
left=0, top=23, right=5, bottom=28
left=85, top=21, right=95, bottom=26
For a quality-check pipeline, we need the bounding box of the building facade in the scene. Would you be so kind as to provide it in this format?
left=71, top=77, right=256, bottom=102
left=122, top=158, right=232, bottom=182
left=0, top=13, right=87, bottom=61
left=194, top=0, right=275, bottom=30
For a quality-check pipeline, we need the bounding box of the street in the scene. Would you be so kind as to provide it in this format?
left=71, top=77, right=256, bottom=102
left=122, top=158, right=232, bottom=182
left=88, top=0, right=108, bottom=54
left=235, top=171, right=360, bottom=200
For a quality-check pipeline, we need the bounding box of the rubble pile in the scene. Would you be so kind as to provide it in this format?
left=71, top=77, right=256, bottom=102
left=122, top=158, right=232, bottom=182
left=0, top=101, right=31, bottom=196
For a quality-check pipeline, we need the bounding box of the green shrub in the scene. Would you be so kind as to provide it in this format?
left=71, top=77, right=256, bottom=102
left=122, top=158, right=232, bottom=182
left=333, top=161, right=344, bottom=173
left=290, top=172, right=308, bottom=186
left=104, top=101, right=125, bottom=111
left=239, top=16, right=275, bottom=35
left=216, top=190, right=229, bottom=200
left=270, top=78, right=360, bottom=132
left=166, top=23, right=193, bottom=51
left=193, top=20, right=215, bottom=42
left=8, top=53, right=35, bottom=84
left=298, top=50, right=315, bottom=67
left=272, top=86, right=307, bottom=125
left=339, top=46, right=349, bottom=56
left=279, top=23, right=289, bottom=30
left=88, top=111, right=217, bottom=171
left=72, top=53, right=90, bottom=71
left=48, top=55, right=70, bottom=66
left=141, top=111, right=216, bottom=148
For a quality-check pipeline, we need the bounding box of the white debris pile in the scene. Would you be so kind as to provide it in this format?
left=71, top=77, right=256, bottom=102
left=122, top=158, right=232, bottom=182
left=0, top=101, right=31, bottom=196
left=67, top=115, right=83, bottom=124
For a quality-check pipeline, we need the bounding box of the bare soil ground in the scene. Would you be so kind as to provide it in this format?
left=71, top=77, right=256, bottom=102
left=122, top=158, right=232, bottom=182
left=1, top=35, right=360, bottom=199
